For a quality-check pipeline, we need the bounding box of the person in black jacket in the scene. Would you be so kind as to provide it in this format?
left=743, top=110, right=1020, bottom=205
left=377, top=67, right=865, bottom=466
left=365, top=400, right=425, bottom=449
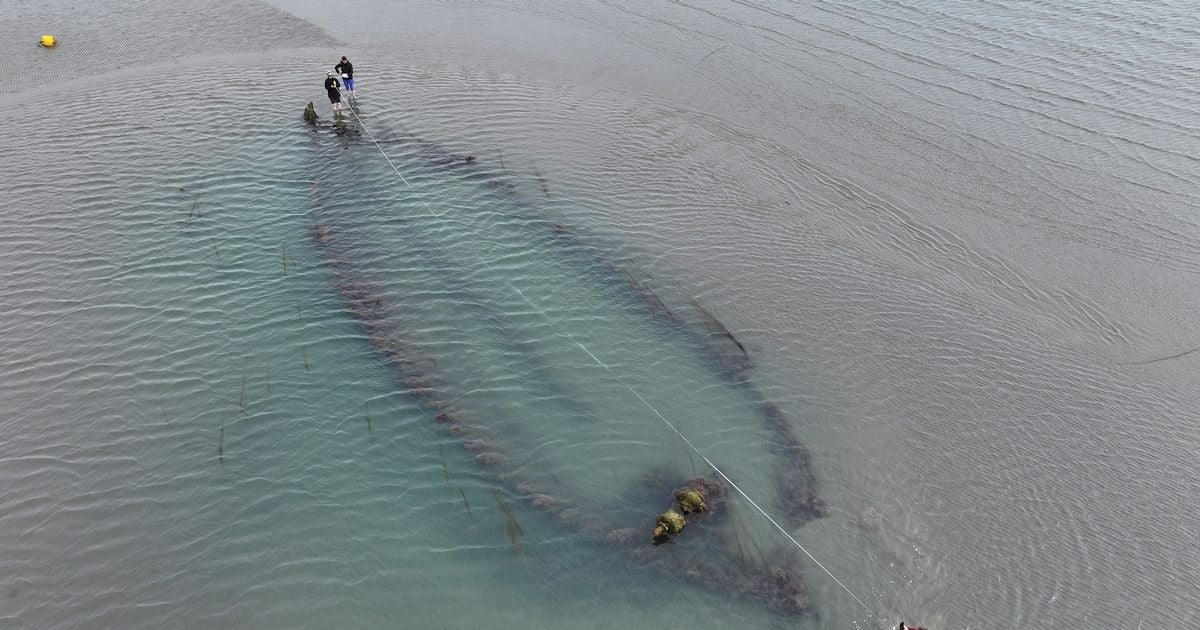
left=324, top=71, right=342, bottom=112
left=334, top=56, right=355, bottom=99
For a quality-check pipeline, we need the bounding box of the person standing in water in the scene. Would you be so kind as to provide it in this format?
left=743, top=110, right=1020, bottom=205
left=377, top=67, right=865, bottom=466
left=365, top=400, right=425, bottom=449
left=324, top=71, right=342, bottom=112
left=334, top=56, right=355, bottom=99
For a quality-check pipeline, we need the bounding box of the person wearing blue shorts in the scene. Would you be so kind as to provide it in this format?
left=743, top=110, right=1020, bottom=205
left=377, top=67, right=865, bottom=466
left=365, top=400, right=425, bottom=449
left=334, top=56, right=355, bottom=99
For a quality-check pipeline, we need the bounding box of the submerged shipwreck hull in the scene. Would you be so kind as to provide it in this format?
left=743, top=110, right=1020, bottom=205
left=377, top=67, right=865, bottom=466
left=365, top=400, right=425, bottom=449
left=301, top=121, right=814, bottom=616
left=549, top=223, right=828, bottom=525
left=399, top=136, right=828, bottom=527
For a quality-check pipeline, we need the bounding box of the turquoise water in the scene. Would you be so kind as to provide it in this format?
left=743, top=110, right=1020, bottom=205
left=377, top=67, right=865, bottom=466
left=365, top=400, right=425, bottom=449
left=2, top=57, right=831, bottom=628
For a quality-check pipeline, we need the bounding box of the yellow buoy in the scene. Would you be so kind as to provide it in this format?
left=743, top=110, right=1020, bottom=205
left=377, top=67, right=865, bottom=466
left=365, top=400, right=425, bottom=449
left=40, top=34, right=57, bottom=48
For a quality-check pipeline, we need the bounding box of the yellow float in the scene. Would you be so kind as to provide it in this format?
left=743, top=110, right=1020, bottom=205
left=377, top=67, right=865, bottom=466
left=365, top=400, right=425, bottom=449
left=40, top=35, right=57, bottom=48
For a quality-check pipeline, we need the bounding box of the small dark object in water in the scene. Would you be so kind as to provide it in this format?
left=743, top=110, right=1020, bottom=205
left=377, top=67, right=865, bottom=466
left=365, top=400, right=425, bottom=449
left=303, top=101, right=318, bottom=126
left=486, top=179, right=516, bottom=190
left=218, top=418, right=225, bottom=468
left=458, top=487, right=475, bottom=523
left=309, top=224, right=333, bottom=244
left=677, top=489, right=705, bottom=514
left=622, top=269, right=673, bottom=320
left=689, top=298, right=749, bottom=360
left=533, top=168, right=550, bottom=197
left=493, top=490, right=525, bottom=559
left=646, top=477, right=724, bottom=543
left=676, top=478, right=724, bottom=514
left=652, top=510, right=687, bottom=542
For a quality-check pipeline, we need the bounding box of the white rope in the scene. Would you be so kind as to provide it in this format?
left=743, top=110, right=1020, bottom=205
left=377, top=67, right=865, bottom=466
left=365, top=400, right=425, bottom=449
left=336, top=95, right=886, bottom=626
left=339, top=99, right=413, bottom=189
left=622, top=384, right=882, bottom=623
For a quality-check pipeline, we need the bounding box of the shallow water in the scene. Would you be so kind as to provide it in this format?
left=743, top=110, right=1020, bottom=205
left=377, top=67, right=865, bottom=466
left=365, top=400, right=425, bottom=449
left=4, top=1, right=1200, bottom=628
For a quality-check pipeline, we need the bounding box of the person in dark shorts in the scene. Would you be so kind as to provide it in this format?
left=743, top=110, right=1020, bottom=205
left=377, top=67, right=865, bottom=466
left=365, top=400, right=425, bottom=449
left=334, top=56, right=355, bottom=99
left=325, top=71, right=342, bottom=112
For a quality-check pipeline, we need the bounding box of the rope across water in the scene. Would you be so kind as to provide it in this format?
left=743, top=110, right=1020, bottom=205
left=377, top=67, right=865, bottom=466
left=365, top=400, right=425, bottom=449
left=339, top=96, right=887, bottom=627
